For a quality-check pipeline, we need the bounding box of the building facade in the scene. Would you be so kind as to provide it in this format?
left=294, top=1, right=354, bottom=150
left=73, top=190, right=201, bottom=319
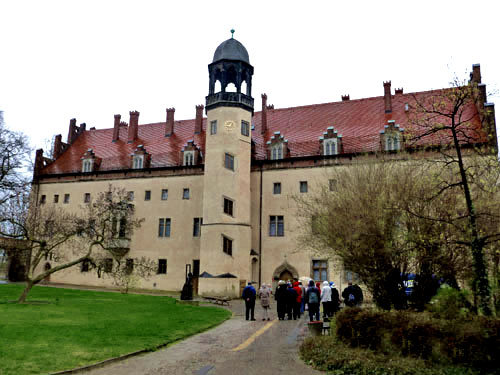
left=31, top=37, right=496, bottom=297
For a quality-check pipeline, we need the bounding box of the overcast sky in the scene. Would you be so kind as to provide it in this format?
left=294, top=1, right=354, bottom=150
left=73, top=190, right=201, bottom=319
left=1, top=0, right=499, bottom=155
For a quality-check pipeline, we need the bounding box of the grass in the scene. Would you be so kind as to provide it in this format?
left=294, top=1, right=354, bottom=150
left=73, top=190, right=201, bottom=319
left=0, top=284, right=231, bottom=375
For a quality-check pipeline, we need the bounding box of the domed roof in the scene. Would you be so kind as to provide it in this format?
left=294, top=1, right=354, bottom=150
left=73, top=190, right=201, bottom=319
left=212, top=38, right=250, bottom=64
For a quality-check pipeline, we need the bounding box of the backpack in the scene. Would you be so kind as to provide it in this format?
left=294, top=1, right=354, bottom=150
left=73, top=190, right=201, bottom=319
left=308, top=289, right=319, bottom=304
left=348, top=293, right=356, bottom=303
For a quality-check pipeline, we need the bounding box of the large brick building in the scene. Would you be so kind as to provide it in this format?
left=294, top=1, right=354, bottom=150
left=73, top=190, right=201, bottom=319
left=31, top=37, right=496, bottom=297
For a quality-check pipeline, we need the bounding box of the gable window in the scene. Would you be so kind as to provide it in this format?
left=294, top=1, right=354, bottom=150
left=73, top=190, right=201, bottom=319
left=222, top=235, right=233, bottom=256
left=82, top=159, right=93, bottom=173
left=132, top=155, right=144, bottom=169
left=158, top=259, right=167, bottom=274
left=158, top=218, right=171, bottom=237
left=183, top=188, right=190, bottom=200
left=300, top=181, right=308, bottom=193
left=271, top=144, right=283, bottom=160
left=269, top=215, right=284, bottom=237
left=84, top=193, right=91, bottom=203
left=40, top=195, right=46, bottom=204
left=323, top=139, right=337, bottom=156
left=53, top=194, right=59, bottom=203
left=223, top=197, right=234, bottom=216
left=241, top=120, right=250, bottom=136
left=145, top=190, right=151, bottom=201
left=312, top=260, right=328, bottom=282
left=161, top=189, right=168, bottom=200
left=210, top=120, right=217, bottom=135
left=193, top=217, right=203, bottom=237
left=104, top=258, right=113, bottom=273
left=273, top=182, right=281, bottom=195
left=184, top=151, right=195, bottom=166
left=224, top=153, right=234, bottom=171
left=63, top=194, right=70, bottom=204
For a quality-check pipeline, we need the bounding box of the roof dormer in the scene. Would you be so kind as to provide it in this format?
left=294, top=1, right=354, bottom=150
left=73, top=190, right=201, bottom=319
left=380, top=120, right=405, bottom=151
left=319, top=126, right=343, bottom=156
left=130, top=145, right=151, bottom=169
left=266, top=131, right=289, bottom=160
left=81, top=149, right=101, bottom=173
left=181, top=140, right=202, bottom=166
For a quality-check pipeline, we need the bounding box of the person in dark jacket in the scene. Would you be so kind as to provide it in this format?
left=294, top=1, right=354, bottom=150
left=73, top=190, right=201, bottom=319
left=275, top=281, right=287, bottom=320
left=242, top=282, right=256, bottom=320
left=342, top=281, right=363, bottom=307
left=305, top=279, right=321, bottom=321
left=330, top=281, right=341, bottom=315
left=286, top=282, right=297, bottom=320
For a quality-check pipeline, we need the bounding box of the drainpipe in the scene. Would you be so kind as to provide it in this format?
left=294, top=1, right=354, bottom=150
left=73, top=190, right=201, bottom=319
left=258, top=165, right=263, bottom=288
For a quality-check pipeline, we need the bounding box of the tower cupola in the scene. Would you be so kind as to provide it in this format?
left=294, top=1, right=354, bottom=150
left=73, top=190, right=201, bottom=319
left=206, top=31, right=254, bottom=113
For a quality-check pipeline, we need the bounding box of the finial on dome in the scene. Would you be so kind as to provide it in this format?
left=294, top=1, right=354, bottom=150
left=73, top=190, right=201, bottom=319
left=230, top=28, right=235, bottom=39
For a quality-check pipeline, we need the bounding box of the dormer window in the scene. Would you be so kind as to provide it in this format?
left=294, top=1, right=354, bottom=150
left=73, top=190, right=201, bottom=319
left=132, top=155, right=144, bottom=169
left=184, top=151, right=195, bottom=166
left=267, top=132, right=289, bottom=160
left=130, top=145, right=150, bottom=169
left=82, top=159, right=93, bottom=172
left=271, top=144, right=283, bottom=160
left=81, top=148, right=100, bottom=173
left=319, top=126, right=343, bottom=156
left=380, top=120, right=404, bottom=152
left=385, top=134, right=401, bottom=151
left=323, top=139, right=337, bottom=156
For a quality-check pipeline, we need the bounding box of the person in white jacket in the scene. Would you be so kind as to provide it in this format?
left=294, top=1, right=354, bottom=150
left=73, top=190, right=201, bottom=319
left=320, top=280, right=332, bottom=319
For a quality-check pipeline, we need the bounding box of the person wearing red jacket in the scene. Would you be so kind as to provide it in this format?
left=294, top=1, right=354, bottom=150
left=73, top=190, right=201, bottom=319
left=292, top=281, right=302, bottom=320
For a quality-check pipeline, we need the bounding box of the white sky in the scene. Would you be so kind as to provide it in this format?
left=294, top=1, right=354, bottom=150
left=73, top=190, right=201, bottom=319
left=1, top=0, right=499, bottom=154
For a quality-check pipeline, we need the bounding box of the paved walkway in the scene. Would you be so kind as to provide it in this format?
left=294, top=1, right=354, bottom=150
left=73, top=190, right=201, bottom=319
left=81, top=299, right=321, bottom=375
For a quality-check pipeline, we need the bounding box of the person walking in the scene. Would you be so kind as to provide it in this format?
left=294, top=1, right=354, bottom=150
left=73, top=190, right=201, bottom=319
left=330, top=281, right=341, bottom=315
left=259, top=283, right=271, bottom=321
left=292, top=281, right=302, bottom=320
left=242, top=282, right=256, bottom=320
left=286, top=282, right=297, bottom=320
left=275, top=280, right=287, bottom=320
left=305, top=280, right=321, bottom=321
left=299, top=281, right=306, bottom=314
left=321, top=281, right=332, bottom=319
left=342, top=281, right=363, bottom=307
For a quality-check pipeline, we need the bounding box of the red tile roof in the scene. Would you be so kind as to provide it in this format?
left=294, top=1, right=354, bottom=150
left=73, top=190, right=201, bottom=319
left=41, top=89, right=484, bottom=175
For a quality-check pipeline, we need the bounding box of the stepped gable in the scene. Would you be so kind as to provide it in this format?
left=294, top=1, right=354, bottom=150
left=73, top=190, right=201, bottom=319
left=41, top=88, right=482, bottom=174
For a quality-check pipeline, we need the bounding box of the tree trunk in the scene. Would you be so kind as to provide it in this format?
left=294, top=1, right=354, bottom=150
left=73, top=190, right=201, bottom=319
left=17, top=279, right=34, bottom=303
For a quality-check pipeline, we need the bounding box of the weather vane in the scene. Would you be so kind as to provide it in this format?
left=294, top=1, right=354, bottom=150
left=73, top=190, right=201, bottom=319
left=230, top=29, right=235, bottom=39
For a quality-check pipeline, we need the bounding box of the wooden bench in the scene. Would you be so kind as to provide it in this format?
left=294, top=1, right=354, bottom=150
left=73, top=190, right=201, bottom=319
left=202, top=296, right=231, bottom=306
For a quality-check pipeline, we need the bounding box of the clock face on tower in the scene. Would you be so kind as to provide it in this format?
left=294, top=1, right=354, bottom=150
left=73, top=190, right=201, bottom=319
left=224, top=120, right=235, bottom=132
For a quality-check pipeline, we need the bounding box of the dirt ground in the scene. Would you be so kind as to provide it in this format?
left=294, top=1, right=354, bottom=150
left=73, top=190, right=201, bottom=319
left=80, top=298, right=321, bottom=375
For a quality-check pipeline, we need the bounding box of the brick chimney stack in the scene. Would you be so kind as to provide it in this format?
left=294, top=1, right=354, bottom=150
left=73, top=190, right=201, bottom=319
left=113, top=114, right=121, bottom=142
left=383, top=81, right=392, bottom=113
left=471, top=64, right=481, bottom=84
left=261, top=94, right=268, bottom=135
left=195, top=105, right=204, bottom=134
left=53, top=134, right=62, bottom=159
left=165, top=108, right=175, bottom=137
left=67, top=118, right=77, bottom=144
left=128, top=111, right=140, bottom=143
left=341, top=94, right=350, bottom=101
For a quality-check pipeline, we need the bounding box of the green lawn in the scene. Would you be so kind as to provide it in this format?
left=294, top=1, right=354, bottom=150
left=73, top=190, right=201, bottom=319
left=0, top=284, right=231, bottom=375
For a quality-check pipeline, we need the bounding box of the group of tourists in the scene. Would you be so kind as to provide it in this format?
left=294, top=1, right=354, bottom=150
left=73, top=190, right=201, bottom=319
left=242, top=279, right=364, bottom=322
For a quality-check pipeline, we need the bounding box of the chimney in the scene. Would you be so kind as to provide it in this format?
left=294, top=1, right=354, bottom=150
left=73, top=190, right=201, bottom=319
left=34, top=149, right=44, bottom=178
left=341, top=94, right=350, bottom=101
left=128, top=111, right=139, bottom=143
left=113, top=114, right=121, bottom=142
left=79, top=123, right=86, bottom=132
left=470, top=64, right=481, bottom=84
left=383, top=81, right=392, bottom=113
left=261, top=94, right=268, bottom=135
left=195, top=105, right=204, bottom=134
left=165, top=108, right=175, bottom=137
left=53, top=134, right=62, bottom=159
left=395, top=88, right=404, bottom=95
left=478, top=84, right=487, bottom=104
left=67, top=118, right=77, bottom=144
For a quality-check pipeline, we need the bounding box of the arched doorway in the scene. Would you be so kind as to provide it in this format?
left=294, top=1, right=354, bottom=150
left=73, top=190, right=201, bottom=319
left=272, top=261, right=299, bottom=290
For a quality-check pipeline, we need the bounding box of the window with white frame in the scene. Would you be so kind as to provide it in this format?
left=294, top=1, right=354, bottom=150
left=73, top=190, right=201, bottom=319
left=323, top=139, right=337, bottom=156
left=82, top=159, right=93, bottom=172
left=183, top=151, right=195, bottom=166
left=385, top=134, right=401, bottom=151
left=271, top=144, right=283, bottom=160
left=132, top=155, right=144, bottom=169
left=210, top=120, right=217, bottom=135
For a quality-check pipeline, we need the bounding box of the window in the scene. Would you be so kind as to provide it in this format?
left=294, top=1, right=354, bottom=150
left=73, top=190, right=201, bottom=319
left=183, top=188, right=190, bottom=200
left=161, top=189, right=168, bottom=200
left=241, top=120, right=250, bottom=136
left=223, top=198, right=234, bottom=216
left=158, top=218, right=171, bottom=237
left=132, top=155, right=143, bottom=169
left=323, top=139, right=337, bottom=156
left=329, top=179, right=337, bottom=192
left=158, top=259, right=167, bottom=274
left=222, top=235, right=233, bottom=256
left=63, top=194, right=70, bottom=204
left=312, top=260, right=328, bottom=282
left=145, top=190, right=151, bottom=201
left=385, top=134, right=401, bottom=151
left=40, top=195, right=46, bottom=204
left=53, top=194, right=59, bottom=203
left=345, top=270, right=360, bottom=283
left=104, top=258, right=113, bottom=273
left=269, top=215, right=284, bottom=236
left=271, top=144, right=283, bottom=160
left=224, top=153, right=234, bottom=171
left=118, top=217, right=127, bottom=238
left=300, top=181, right=308, bottom=193
left=82, top=159, right=92, bottom=172
left=128, top=191, right=134, bottom=201
left=125, top=258, right=134, bottom=274
left=273, top=182, right=281, bottom=195
left=183, top=151, right=195, bottom=166
left=193, top=217, right=202, bottom=237
left=84, top=193, right=91, bottom=203
left=210, top=120, right=217, bottom=135
left=81, top=259, right=90, bottom=272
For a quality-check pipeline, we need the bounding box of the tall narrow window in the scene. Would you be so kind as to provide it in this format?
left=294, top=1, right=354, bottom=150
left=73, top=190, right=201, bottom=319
left=104, top=258, right=113, bottom=273
left=300, top=181, right=308, bottom=193
left=271, top=144, right=283, bottom=160
left=193, top=217, right=202, bottom=237
left=53, top=194, right=59, bottom=203
left=118, top=217, right=127, bottom=238
left=224, top=153, right=234, bottom=171
left=81, top=259, right=90, bottom=272
left=269, top=215, right=284, bottom=236
left=183, top=188, right=190, bottom=200
left=40, top=195, right=46, bottom=204
left=145, top=190, right=151, bottom=201
left=125, top=259, right=134, bottom=274
left=210, top=120, right=217, bottom=135
left=64, top=194, right=70, bottom=204
left=324, top=139, right=337, bottom=156
left=132, top=155, right=144, bottom=169
left=158, top=218, right=171, bottom=237
left=82, top=159, right=93, bottom=172
left=183, top=151, right=195, bottom=166
left=128, top=191, right=134, bottom=201
left=158, top=259, right=167, bottom=274
left=84, top=193, right=91, bottom=203
left=241, top=120, right=250, bottom=136
left=223, top=198, right=234, bottom=216
left=222, top=235, right=233, bottom=256
left=273, top=182, right=281, bottom=195
left=161, top=189, right=168, bottom=200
